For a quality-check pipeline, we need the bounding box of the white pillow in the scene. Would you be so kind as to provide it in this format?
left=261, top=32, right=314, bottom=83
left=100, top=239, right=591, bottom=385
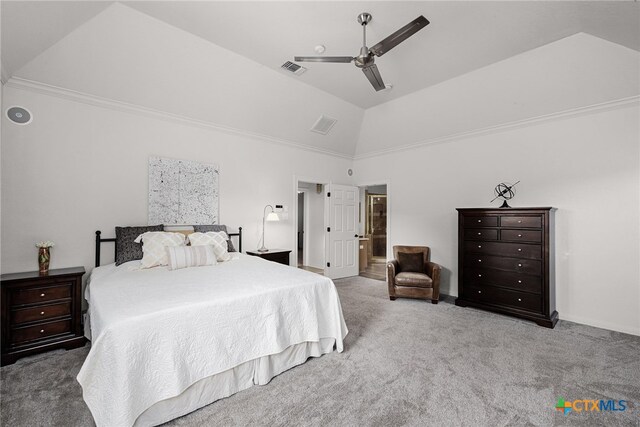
left=134, top=232, right=186, bottom=268
left=188, top=231, right=231, bottom=262
left=166, top=245, right=217, bottom=270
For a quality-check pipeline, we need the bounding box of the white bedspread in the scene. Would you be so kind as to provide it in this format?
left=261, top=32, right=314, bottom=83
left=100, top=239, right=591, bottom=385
left=77, top=254, right=348, bottom=427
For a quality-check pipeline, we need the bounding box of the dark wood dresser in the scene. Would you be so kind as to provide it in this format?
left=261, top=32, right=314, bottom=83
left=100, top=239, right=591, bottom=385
left=455, top=208, right=557, bottom=328
left=1, top=267, right=86, bottom=366
left=246, top=249, right=291, bottom=266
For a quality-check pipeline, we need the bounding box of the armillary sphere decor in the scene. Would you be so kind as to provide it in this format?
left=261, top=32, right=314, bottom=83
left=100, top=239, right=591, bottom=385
left=490, top=181, right=520, bottom=208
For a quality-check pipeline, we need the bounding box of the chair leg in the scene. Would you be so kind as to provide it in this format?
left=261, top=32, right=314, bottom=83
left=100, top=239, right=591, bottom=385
left=431, top=299, right=438, bottom=304
left=389, top=296, right=397, bottom=301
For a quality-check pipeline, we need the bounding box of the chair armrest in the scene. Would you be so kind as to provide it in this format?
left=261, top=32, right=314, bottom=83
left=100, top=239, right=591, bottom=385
left=425, top=261, right=442, bottom=282
left=387, top=260, right=398, bottom=278
left=387, top=260, right=398, bottom=295
left=425, top=261, right=442, bottom=300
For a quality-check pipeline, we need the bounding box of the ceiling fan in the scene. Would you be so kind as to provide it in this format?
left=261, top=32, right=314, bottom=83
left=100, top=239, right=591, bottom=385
left=294, top=13, right=429, bottom=91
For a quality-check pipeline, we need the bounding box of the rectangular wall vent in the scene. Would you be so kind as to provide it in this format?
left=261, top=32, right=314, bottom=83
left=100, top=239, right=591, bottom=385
left=281, top=61, right=307, bottom=75
left=310, top=115, right=337, bottom=135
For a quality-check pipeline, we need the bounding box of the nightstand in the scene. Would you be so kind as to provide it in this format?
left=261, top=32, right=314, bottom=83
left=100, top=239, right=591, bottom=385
left=246, top=249, right=291, bottom=266
left=1, top=267, right=86, bottom=366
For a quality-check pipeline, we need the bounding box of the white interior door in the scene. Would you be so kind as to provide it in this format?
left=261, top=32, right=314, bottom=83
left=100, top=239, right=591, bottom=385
left=326, top=183, right=359, bottom=279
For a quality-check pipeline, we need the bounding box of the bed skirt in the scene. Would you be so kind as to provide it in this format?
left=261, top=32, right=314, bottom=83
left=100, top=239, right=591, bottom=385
left=133, top=337, right=337, bottom=426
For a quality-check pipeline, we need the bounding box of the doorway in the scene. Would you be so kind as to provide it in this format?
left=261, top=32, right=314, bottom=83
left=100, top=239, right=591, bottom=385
left=296, top=181, right=325, bottom=275
left=358, top=184, right=387, bottom=281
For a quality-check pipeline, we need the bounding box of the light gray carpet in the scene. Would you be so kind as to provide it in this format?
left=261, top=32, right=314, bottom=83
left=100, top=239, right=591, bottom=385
left=2, top=276, right=639, bottom=426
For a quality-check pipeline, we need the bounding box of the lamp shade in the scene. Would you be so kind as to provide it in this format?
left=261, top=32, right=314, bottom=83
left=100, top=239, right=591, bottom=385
left=266, top=212, right=279, bottom=222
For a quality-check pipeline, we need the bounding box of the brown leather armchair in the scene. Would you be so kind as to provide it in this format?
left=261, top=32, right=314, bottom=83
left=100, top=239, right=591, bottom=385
left=387, top=245, right=442, bottom=304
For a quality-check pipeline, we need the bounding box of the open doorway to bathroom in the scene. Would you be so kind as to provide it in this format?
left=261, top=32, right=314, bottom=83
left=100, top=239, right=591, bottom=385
left=297, top=181, right=325, bottom=275
left=358, top=184, right=387, bottom=281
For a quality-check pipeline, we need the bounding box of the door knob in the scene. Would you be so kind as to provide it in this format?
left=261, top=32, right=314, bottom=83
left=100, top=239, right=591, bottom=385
left=354, top=234, right=358, bottom=238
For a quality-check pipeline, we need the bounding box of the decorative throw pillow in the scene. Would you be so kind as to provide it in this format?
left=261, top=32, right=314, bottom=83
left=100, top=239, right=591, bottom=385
left=115, top=224, right=164, bottom=266
left=188, top=232, right=232, bottom=262
left=398, top=252, right=425, bottom=273
left=166, top=245, right=217, bottom=271
left=192, top=225, right=236, bottom=252
left=134, top=232, right=186, bottom=269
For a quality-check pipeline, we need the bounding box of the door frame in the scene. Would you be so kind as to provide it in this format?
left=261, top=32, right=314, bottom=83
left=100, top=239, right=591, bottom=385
left=355, top=180, right=391, bottom=261
left=293, top=175, right=330, bottom=269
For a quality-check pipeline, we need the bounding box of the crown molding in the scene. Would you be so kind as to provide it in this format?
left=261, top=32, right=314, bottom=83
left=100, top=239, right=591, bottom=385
left=353, top=95, right=640, bottom=161
left=5, top=77, right=353, bottom=160
left=6, top=77, right=637, bottom=163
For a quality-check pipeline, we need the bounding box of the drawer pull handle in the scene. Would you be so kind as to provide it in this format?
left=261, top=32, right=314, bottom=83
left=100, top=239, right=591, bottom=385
left=478, top=259, right=482, bottom=262
left=518, top=220, right=522, bottom=223
left=518, top=280, right=522, bottom=283
left=518, top=298, right=522, bottom=302
left=478, top=291, right=482, bottom=294
left=477, top=232, right=481, bottom=235
left=478, top=245, right=482, bottom=248
left=518, top=234, right=522, bottom=237
left=477, top=219, right=482, bottom=223
left=478, top=274, right=482, bottom=277
left=40, top=311, right=45, bottom=315
left=518, top=263, right=522, bottom=267
left=40, top=329, right=45, bottom=333
left=518, top=248, right=522, bottom=252
left=40, top=293, right=45, bottom=297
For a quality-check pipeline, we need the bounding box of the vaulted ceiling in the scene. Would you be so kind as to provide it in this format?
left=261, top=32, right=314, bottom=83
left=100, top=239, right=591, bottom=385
left=2, top=1, right=639, bottom=157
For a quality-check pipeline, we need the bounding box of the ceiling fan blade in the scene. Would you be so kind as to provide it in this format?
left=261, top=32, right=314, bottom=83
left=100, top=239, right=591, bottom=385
left=294, top=56, right=354, bottom=63
left=369, top=15, right=429, bottom=57
left=362, top=64, right=385, bottom=91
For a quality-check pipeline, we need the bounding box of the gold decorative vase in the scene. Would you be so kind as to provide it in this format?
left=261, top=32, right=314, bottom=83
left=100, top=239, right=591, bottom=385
left=38, top=247, right=50, bottom=274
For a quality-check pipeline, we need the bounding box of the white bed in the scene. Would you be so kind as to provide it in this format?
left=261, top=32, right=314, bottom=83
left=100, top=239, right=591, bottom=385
left=77, top=253, right=348, bottom=427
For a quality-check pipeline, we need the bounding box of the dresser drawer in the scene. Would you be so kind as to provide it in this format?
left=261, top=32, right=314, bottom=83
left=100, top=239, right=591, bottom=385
left=466, top=286, right=541, bottom=313
left=464, top=216, right=498, bottom=227
left=464, top=241, right=542, bottom=260
left=464, top=228, right=498, bottom=241
left=10, top=301, right=71, bottom=325
left=500, top=229, right=542, bottom=243
left=464, top=268, right=541, bottom=294
left=10, top=284, right=72, bottom=306
left=11, top=319, right=72, bottom=345
left=464, top=254, right=541, bottom=275
left=500, top=215, right=542, bottom=228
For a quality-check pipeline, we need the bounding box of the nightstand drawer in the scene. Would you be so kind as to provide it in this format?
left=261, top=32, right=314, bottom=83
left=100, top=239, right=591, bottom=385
left=11, top=284, right=72, bottom=306
left=11, top=301, right=72, bottom=325
left=11, top=319, right=72, bottom=345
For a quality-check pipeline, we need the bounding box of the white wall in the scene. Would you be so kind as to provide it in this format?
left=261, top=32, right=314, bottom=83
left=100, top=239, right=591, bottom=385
left=12, top=3, right=364, bottom=158
left=353, top=104, right=640, bottom=335
left=356, top=33, right=639, bottom=158
left=0, top=86, right=353, bottom=274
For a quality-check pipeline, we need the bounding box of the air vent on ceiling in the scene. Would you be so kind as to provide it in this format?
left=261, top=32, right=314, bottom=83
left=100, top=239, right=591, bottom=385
left=281, top=61, right=307, bottom=76
left=310, top=115, right=337, bottom=135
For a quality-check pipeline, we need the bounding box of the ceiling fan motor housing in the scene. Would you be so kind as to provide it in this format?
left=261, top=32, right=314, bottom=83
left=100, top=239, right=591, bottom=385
left=357, top=13, right=372, bottom=26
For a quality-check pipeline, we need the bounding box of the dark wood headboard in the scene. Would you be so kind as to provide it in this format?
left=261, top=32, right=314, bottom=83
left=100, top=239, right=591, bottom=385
left=95, top=227, right=243, bottom=267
